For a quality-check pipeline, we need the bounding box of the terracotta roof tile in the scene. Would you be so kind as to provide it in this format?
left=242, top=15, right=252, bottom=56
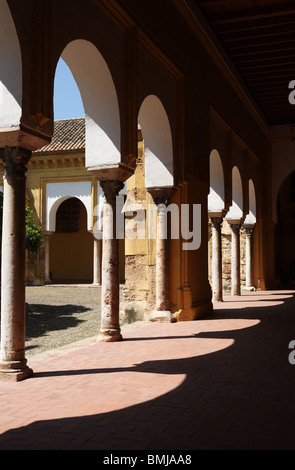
left=34, top=117, right=85, bottom=153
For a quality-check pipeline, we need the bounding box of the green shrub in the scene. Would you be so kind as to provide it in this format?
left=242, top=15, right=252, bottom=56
left=0, top=192, right=42, bottom=253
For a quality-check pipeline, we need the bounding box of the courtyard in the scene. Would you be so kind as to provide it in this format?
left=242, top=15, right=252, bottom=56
left=24, top=284, right=146, bottom=362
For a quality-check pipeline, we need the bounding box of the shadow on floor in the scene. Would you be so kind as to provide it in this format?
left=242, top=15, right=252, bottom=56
left=1, top=290, right=295, bottom=450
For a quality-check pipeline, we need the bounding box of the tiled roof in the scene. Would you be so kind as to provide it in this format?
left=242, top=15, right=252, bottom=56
left=34, top=117, right=85, bottom=153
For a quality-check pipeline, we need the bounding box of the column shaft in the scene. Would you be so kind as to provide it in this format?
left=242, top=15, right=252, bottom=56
left=93, top=237, right=102, bottom=285
left=245, top=226, right=255, bottom=289
left=98, top=180, right=124, bottom=341
left=149, top=190, right=173, bottom=322
left=155, top=203, right=169, bottom=311
left=231, top=223, right=241, bottom=296
left=210, top=217, right=223, bottom=301
left=44, top=231, right=52, bottom=283
left=0, top=147, right=33, bottom=381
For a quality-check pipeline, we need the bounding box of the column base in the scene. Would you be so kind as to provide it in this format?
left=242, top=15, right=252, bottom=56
left=243, top=286, right=256, bottom=292
left=150, top=310, right=174, bottom=322
left=97, top=329, right=123, bottom=342
left=212, top=294, right=223, bottom=302
left=0, top=360, right=33, bottom=382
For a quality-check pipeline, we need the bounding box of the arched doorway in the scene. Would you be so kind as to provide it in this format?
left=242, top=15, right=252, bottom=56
left=275, top=170, right=295, bottom=286
left=49, top=197, right=93, bottom=283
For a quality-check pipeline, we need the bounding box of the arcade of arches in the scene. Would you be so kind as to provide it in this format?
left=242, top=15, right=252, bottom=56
left=0, top=0, right=295, bottom=380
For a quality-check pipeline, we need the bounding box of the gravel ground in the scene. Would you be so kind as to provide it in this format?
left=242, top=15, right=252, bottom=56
left=25, top=285, right=102, bottom=357
left=24, top=284, right=146, bottom=361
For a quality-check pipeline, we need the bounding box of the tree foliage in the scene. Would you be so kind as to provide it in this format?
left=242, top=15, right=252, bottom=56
left=0, top=192, right=42, bottom=253
left=25, top=206, right=43, bottom=253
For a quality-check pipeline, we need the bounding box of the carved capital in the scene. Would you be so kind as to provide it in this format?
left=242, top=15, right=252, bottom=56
left=244, top=226, right=254, bottom=237
left=149, top=188, right=174, bottom=208
left=231, top=223, right=241, bottom=236
left=210, top=217, right=223, bottom=232
left=100, top=180, right=124, bottom=204
left=0, top=147, right=31, bottom=177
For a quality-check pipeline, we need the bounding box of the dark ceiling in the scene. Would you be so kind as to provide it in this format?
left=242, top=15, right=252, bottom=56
left=196, top=0, right=295, bottom=126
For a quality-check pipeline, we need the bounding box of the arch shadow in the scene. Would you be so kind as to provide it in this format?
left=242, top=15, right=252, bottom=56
left=1, top=291, right=295, bottom=450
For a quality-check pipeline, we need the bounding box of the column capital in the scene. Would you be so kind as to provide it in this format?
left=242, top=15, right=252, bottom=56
left=244, top=224, right=255, bottom=237
left=229, top=222, right=241, bottom=235
left=100, top=180, right=124, bottom=204
left=0, top=146, right=31, bottom=177
left=210, top=217, right=223, bottom=231
left=148, top=187, right=175, bottom=206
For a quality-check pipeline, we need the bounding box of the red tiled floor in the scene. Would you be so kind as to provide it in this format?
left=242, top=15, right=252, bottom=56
left=0, top=289, right=295, bottom=450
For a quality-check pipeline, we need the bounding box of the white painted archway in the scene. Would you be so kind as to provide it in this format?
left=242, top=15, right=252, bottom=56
left=244, top=179, right=256, bottom=225
left=208, top=149, right=225, bottom=214
left=138, top=95, right=174, bottom=189
left=0, top=0, right=22, bottom=130
left=46, top=181, right=92, bottom=232
left=226, top=166, right=243, bottom=221
left=59, top=39, right=121, bottom=169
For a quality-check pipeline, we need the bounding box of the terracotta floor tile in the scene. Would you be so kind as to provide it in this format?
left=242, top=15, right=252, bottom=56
left=0, top=289, right=295, bottom=450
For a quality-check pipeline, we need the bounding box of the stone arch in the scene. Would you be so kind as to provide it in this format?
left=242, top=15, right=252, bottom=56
left=138, top=95, right=174, bottom=189
left=244, top=179, right=256, bottom=225
left=208, top=149, right=225, bottom=214
left=57, top=39, right=121, bottom=169
left=46, top=180, right=92, bottom=232
left=0, top=0, right=22, bottom=130
left=226, top=166, right=243, bottom=221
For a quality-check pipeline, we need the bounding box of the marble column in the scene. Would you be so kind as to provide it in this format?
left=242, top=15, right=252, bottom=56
left=229, top=222, right=241, bottom=296
left=93, top=235, right=102, bottom=285
left=244, top=224, right=255, bottom=290
left=210, top=217, right=223, bottom=301
left=150, top=189, right=173, bottom=322
left=98, top=180, right=124, bottom=341
left=0, top=147, right=33, bottom=381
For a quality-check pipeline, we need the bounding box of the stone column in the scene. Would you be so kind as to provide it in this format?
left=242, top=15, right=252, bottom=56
left=244, top=224, right=255, bottom=290
left=93, top=235, right=102, bottom=285
left=0, top=147, right=33, bottom=381
left=43, top=231, right=53, bottom=284
left=210, top=217, right=223, bottom=301
left=98, top=180, right=124, bottom=341
left=229, top=222, right=241, bottom=296
left=149, top=189, right=173, bottom=322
